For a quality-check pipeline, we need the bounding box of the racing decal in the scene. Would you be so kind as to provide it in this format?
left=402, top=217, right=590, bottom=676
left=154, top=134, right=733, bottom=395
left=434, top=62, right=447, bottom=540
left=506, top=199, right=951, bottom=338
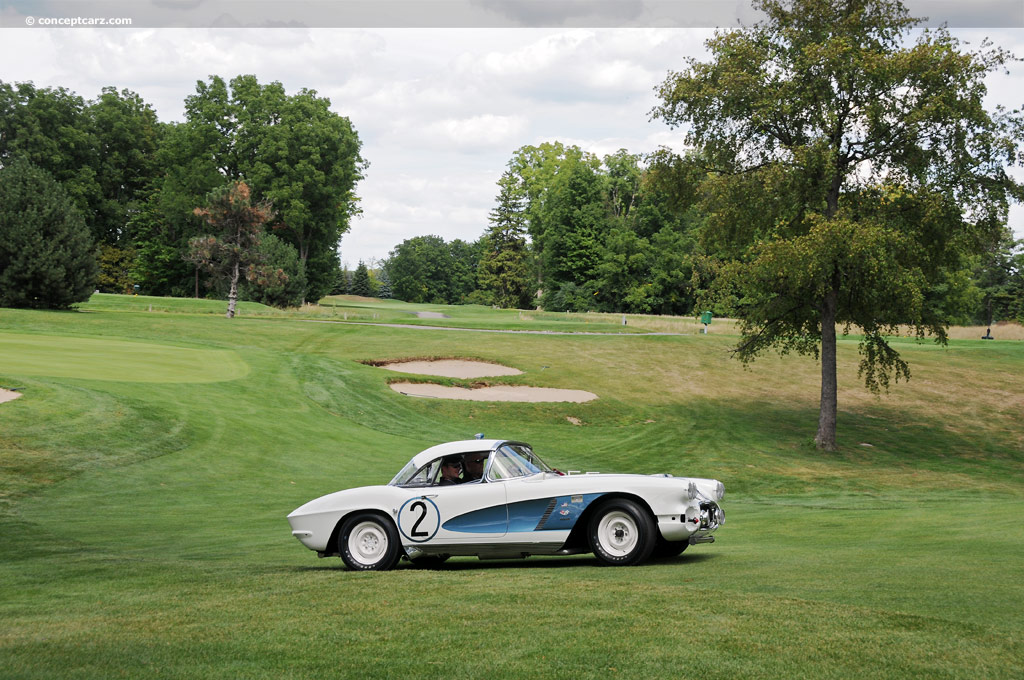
left=441, top=494, right=606, bottom=534
left=441, top=504, right=508, bottom=534
left=397, top=496, right=441, bottom=542
left=508, top=498, right=557, bottom=532
left=532, top=494, right=603, bottom=530
left=505, top=494, right=604, bottom=532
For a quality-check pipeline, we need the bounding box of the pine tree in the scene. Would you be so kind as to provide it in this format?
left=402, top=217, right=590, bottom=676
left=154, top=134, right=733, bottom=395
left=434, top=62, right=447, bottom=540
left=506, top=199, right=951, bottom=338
left=351, top=261, right=372, bottom=297
left=478, top=171, right=532, bottom=309
left=377, top=266, right=393, bottom=299
left=188, top=182, right=285, bottom=318
left=0, top=158, right=98, bottom=309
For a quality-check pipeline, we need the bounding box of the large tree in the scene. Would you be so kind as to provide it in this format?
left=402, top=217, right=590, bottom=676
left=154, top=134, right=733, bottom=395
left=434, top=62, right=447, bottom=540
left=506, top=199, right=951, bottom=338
left=652, top=0, right=1022, bottom=450
left=136, top=75, right=365, bottom=300
left=509, top=142, right=606, bottom=293
left=971, top=230, right=1024, bottom=328
left=187, top=75, right=365, bottom=300
left=0, top=81, right=162, bottom=249
left=0, top=158, right=97, bottom=309
left=478, top=170, right=533, bottom=309
left=0, top=82, right=99, bottom=221
left=86, top=87, right=162, bottom=246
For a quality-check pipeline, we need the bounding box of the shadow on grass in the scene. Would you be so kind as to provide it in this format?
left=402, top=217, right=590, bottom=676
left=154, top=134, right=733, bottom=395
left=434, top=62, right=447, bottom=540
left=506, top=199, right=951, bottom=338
left=276, top=551, right=719, bottom=574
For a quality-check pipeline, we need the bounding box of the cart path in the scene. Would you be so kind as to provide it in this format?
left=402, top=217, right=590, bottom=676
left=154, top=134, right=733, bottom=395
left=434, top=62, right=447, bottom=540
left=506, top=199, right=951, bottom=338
left=300, top=319, right=686, bottom=336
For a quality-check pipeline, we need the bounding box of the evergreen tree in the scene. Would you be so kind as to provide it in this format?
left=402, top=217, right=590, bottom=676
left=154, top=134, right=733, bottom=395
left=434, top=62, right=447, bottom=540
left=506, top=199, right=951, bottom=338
left=238, top=234, right=306, bottom=308
left=478, top=171, right=533, bottom=309
left=376, top=265, right=393, bottom=299
left=0, top=158, right=98, bottom=309
left=971, top=230, right=1024, bottom=327
left=188, top=182, right=285, bottom=318
left=351, top=261, right=372, bottom=297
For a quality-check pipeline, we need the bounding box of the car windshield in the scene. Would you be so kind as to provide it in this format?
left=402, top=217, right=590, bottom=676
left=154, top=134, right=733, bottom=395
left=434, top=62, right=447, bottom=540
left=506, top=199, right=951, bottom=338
left=487, top=444, right=552, bottom=481
left=389, top=459, right=439, bottom=487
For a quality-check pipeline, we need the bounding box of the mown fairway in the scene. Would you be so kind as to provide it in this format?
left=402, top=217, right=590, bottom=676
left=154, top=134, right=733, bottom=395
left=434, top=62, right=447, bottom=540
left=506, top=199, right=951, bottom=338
left=1, top=297, right=1022, bottom=679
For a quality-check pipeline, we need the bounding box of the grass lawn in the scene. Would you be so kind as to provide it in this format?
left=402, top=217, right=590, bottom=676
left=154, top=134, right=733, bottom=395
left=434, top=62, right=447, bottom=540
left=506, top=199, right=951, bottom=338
left=0, top=295, right=1022, bottom=679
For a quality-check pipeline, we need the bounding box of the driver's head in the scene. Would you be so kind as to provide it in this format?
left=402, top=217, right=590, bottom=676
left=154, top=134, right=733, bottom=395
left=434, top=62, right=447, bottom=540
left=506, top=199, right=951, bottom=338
left=463, top=453, right=487, bottom=479
left=441, top=456, right=462, bottom=480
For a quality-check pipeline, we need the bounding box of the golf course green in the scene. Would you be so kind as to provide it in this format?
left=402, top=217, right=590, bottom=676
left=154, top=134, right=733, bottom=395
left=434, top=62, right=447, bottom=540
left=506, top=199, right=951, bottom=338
left=0, top=296, right=1021, bottom=679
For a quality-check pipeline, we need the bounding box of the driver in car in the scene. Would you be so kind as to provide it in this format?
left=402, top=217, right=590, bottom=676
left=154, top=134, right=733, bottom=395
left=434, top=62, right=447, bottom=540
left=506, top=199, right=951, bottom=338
left=462, top=453, right=487, bottom=482
left=438, top=456, right=463, bottom=485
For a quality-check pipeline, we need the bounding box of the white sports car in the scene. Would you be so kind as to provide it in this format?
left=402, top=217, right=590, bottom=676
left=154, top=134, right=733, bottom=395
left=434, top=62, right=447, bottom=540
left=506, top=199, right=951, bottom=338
left=287, top=439, right=725, bottom=570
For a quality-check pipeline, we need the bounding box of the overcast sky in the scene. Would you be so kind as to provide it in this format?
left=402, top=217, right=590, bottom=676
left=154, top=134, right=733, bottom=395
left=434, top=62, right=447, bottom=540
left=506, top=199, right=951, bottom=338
left=2, top=7, right=1023, bottom=266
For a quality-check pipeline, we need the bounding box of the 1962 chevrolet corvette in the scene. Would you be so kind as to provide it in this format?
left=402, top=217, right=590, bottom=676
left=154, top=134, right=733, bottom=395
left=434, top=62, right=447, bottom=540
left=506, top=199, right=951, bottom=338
left=287, top=439, right=725, bottom=570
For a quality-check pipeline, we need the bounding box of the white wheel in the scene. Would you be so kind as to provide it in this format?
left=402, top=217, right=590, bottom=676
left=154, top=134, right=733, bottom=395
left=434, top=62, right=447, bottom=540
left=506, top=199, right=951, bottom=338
left=587, top=499, right=656, bottom=566
left=338, top=513, right=401, bottom=571
left=348, top=521, right=389, bottom=564
left=596, top=511, right=640, bottom=557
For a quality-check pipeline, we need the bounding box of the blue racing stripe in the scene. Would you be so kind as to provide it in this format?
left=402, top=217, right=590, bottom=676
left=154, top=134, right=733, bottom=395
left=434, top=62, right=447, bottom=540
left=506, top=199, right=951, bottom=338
left=442, top=504, right=508, bottom=533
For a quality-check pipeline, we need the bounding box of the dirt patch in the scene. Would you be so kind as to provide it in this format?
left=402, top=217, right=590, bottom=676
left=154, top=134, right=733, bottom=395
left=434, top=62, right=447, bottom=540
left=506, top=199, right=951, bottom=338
left=390, top=382, right=597, bottom=403
left=0, top=388, right=23, bottom=404
left=374, top=358, right=523, bottom=379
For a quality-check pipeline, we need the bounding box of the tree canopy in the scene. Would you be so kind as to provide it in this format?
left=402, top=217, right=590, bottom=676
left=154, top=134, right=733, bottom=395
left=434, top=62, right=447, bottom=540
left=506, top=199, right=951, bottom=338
left=386, top=235, right=482, bottom=305
left=153, top=75, right=366, bottom=301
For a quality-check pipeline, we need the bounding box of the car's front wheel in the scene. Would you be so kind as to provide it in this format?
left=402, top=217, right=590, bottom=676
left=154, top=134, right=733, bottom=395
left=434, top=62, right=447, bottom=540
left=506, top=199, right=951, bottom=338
left=338, top=513, right=402, bottom=571
left=653, top=537, right=689, bottom=559
left=588, top=499, right=656, bottom=566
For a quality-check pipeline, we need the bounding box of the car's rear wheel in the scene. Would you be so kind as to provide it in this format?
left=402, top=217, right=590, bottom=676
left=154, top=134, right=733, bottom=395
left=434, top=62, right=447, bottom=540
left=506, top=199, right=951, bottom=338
left=338, top=513, right=401, bottom=571
left=588, top=499, right=656, bottom=566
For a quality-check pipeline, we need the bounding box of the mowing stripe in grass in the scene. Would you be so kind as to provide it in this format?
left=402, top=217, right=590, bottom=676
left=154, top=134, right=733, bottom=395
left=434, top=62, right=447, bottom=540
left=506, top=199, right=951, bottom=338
left=0, top=333, right=249, bottom=383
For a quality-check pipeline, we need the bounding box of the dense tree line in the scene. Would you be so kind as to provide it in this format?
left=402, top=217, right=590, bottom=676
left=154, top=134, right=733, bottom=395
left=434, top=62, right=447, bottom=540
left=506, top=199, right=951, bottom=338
left=0, top=76, right=364, bottom=308
left=382, top=143, right=706, bottom=315
left=383, top=137, right=1023, bottom=327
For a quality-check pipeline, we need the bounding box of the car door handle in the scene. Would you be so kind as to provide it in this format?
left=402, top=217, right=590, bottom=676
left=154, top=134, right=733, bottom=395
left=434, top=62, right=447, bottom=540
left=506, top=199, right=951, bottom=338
left=421, top=494, right=438, bottom=499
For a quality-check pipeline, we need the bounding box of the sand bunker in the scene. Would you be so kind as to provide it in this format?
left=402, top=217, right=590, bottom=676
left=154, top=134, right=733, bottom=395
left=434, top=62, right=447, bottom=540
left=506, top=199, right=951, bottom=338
left=378, top=359, right=523, bottom=379
left=0, top=388, right=22, bottom=404
left=390, top=382, right=597, bottom=403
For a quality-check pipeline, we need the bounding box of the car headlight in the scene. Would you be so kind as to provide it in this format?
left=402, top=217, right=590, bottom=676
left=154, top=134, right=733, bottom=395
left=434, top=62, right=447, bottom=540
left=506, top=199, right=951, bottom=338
left=715, top=481, right=725, bottom=501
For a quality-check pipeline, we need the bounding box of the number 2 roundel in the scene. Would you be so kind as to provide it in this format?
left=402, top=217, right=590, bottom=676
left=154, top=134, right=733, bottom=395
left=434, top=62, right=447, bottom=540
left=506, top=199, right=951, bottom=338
left=397, top=497, right=441, bottom=542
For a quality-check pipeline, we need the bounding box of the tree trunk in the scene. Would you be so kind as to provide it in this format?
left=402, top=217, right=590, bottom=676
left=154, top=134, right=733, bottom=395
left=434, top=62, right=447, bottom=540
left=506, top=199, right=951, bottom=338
left=226, top=261, right=239, bottom=319
left=815, top=286, right=838, bottom=451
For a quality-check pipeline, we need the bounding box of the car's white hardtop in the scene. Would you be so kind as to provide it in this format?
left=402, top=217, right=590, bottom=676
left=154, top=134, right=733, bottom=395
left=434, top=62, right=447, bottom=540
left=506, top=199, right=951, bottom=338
left=406, top=439, right=508, bottom=469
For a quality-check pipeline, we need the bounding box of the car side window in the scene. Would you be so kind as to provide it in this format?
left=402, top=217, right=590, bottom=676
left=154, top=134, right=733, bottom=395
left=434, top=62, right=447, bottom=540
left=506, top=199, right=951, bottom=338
left=487, top=445, right=542, bottom=481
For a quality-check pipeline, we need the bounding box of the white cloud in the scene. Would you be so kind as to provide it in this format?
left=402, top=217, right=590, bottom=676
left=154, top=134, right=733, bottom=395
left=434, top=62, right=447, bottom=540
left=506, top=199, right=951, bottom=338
left=2, top=24, right=1023, bottom=263
left=419, top=114, right=528, bottom=152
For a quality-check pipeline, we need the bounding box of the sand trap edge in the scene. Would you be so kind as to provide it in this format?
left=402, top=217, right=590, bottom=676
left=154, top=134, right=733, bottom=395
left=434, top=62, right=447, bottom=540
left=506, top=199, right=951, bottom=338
left=390, top=382, right=596, bottom=403
left=368, top=358, right=523, bottom=379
